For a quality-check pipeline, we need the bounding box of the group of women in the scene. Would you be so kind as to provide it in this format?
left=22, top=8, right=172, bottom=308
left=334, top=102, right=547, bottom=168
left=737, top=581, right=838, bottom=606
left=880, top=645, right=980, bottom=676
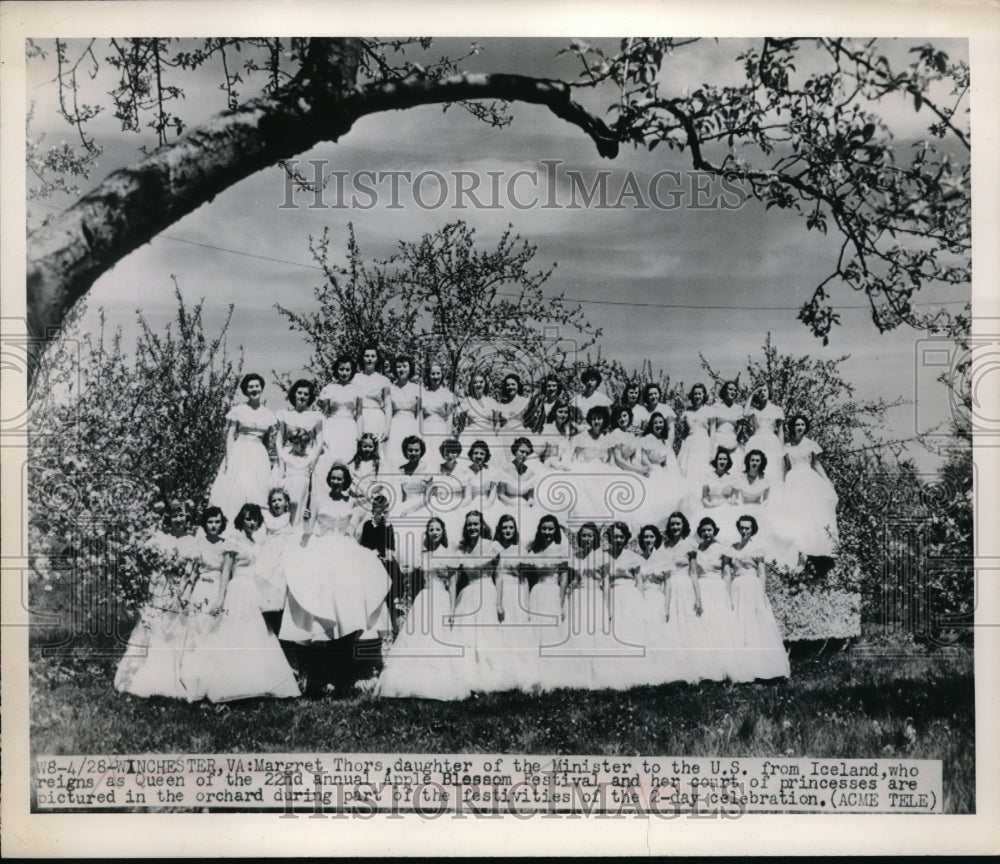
left=116, top=354, right=840, bottom=702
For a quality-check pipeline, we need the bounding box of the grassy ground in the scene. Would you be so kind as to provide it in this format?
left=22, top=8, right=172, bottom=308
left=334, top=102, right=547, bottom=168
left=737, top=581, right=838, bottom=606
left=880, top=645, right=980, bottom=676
left=29, top=636, right=975, bottom=813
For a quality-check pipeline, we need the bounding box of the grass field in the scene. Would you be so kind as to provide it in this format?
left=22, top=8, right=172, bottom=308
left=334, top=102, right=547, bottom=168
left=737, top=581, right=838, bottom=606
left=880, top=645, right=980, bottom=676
left=29, top=635, right=975, bottom=813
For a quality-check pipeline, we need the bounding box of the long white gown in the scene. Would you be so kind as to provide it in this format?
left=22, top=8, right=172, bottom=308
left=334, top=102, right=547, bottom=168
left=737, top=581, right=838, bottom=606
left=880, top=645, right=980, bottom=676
left=601, top=547, right=649, bottom=689
left=178, top=532, right=300, bottom=702
left=605, top=428, right=650, bottom=530
left=635, top=435, right=685, bottom=528
left=420, top=386, right=455, bottom=446
left=115, top=530, right=195, bottom=699
left=378, top=550, right=470, bottom=700
left=776, top=437, right=839, bottom=557
left=690, top=541, right=742, bottom=682
left=385, top=381, right=421, bottom=470
left=710, top=400, right=744, bottom=459
left=278, top=496, right=391, bottom=643
left=209, top=402, right=276, bottom=519
left=313, top=381, right=360, bottom=504
left=354, top=371, right=392, bottom=439
left=728, top=538, right=791, bottom=680
left=635, top=546, right=693, bottom=685
left=677, top=405, right=713, bottom=484
left=492, top=539, right=538, bottom=689
left=733, top=472, right=800, bottom=568
left=744, top=402, right=785, bottom=483
left=526, top=542, right=572, bottom=690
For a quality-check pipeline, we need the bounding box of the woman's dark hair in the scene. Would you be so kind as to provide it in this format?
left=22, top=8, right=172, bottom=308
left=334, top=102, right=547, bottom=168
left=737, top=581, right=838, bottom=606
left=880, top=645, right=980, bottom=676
left=697, top=516, right=719, bottom=537
left=423, top=517, right=448, bottom=551
left=664, top=511, right=691, bottom=540
left=642, top=411, right=670, bottom=440
left=401, top=435, right=427, bottom=459
left=240, top=373, right=265, bottom=396
left=605, top=520, right=632, bottom=548
left=392, top=355, right=415, bottom=380
left=546, top=401, right=577, bottom=434
left=688, top=383, right=707, bottom=404
left=581, top=368, right=602, bottom=386
left=468, top=439, right=492, bottom=464
left=576, top=522, right=600, bottom=549
left=200, top=505, right=228, bottom=533
left=234, top=503, right=264, bottom=532
left=621, top=381, right=641, bottom=403
left=541, top=375, right=563, bottom=396
left=529, top=514, right=563, bottom=552
left=334, top=354, right=356, bottom=376
left=639, top=524, right=663, bottom=551
left=439, top=438, right=463, bottom=458
left=720, top=380, right=739, bottom=401
left=744, top=448, right=768, bottom=475
left=788, top=414, right=812, bottom=438
left=510, top=436, right=534, bottom=455
left=467, top=370, right=491, bottom=395
left=642, top=383, right=662, bottom=403
left=326, top=462, right=353, bottom=490
left=502, top=373, right=524, bottom=396
left=286, top=378, right=316, bottom=406
left=611, top=404, right=633, bottom=427
left=357, top=345, right=383, bottom=370
left=736, top=514, right=760, bottom=536
left=459, top=510, right=493, bottom=552
left=494, top=514, right=519, bottom=546
left=585, top=405, right=610, bottom=430
left=351, top=433, right=381, bottom=475
left=711, top=446, right=733, bottom=472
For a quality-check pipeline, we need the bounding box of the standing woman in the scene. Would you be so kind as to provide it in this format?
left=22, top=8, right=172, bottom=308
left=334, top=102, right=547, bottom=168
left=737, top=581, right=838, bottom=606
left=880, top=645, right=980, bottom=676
left=778, top=415, right=839, bottom=558
left=115, top=500, right=196, bottom=699
left=538, top=402, right=579, bottom=467
left=690, top=517, right=742, bottom=682
left=636, top=412, right=683, bottom=526
left=635, top=524, right=689, bottom=685
left=385, top=356, right=421, bottom=471
left=378, top=517, right=469, bottom=700
left=632, top=383, right=666, bottom=434
left=274, top=379, right=323, bottom=513
left=743, top=384, right=785, bottom=483
left=693, top=447, right=740, bottom=545
left=617, top=381, right=644, bottom=435
left=524, top=515, right=571, bottom=688
left=451, top=511, right=510, bottom=693
left=496, top=373, right=531, bottom=447
left=314, top=355, right=362, bottom=506
left=559, top=522, right=607, bottom=691
left=496, top=437, right=542, bottom=522
left=209, top=373, right=277, bottom=519
left=602, top=521, right=647, bottom=689
left=660, top=512, right=702, bottom=684
left=278, top=464, right=391, bottom=690
left=354, top=345, right=393, bottom=443
left=728, top=515, right=791, bottom=681
left=710, top=381, right=744, bottom=462
left=420, top=361, right=456, bottom=451
left=736, top=449, right=798, bottom=568
left=526, top=375, right=565, bottom=435
left=456, top=371, right=500, bottom=449
left=458, top=439, right=502, bottom=531
left=563, top=405, right=617, bottom=526
left=677, top=383, right=713, bottom=483
left=493, top=515, right=538, bottom=691
left=179, top=506, right=300, bottom=702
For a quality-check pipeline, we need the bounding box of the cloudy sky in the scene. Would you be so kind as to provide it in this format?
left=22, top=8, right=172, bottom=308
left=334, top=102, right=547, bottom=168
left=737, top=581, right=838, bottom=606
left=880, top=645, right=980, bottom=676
left=26, top=36, right=971, bottom=468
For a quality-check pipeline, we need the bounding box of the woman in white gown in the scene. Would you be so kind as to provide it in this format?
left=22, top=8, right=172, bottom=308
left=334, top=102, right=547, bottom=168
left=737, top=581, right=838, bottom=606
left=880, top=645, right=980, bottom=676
left=692, top=447, right=741, bottom=545
left=385, top=356, right=421, bottom=471
left=728, top=515, right=791, bottom=680
left=450, top=511, right=513, bottom=693
left=600, top=521, right=648, bottom=689
left=606, top=405, right=651, bottom=530
left=209, top=373, right=276, bottom=519
left=636, top=412, right=684, bottom=527
left=710, top=380, right=744, bottom=463
left=274, top=379, right=323, bottom=523
left=631, top=383, right=668, bottom=434
left=524, top=515, right=572, bottom=690
left=456, top=439, right=503, bottom=534
left=495, top=373, right=532, bottom=451
left=456, top=371, right=500, bottom=451
left=313, top=355, right=361, bottom=507
left=538, top=401, right=579, bottom=467
left=354, top=345, right=393, bottom=442
left=635, top=525, right=688, bottom=685
left=659, top=513, right=702, bottom=684
left=179, top=507, right=300, bottom=702
left=278, top=464, right=391, bottom=648
left=690, top=517, right=744, bottom=683
left=115, top=500, right=197, bottom=699
left=677, top=383, right=713, bottom=484
left=258, top=488, right=295, bottom=632
left=491, top=514, right=539, bottom=689
left=559, top=522, right=607, bottom=690
left=420, top=361, right=455, bottom=453
left=734, top=449, right=799, bottom=568
left=378, top=517, right=470, bottom=700
left=495, top=436, right=543, bottom=526
left=563, top=406, right=623, bottom=526
left=777, top=415, right=839, bottom=558
left=743, top=385, right=785, bottom=486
